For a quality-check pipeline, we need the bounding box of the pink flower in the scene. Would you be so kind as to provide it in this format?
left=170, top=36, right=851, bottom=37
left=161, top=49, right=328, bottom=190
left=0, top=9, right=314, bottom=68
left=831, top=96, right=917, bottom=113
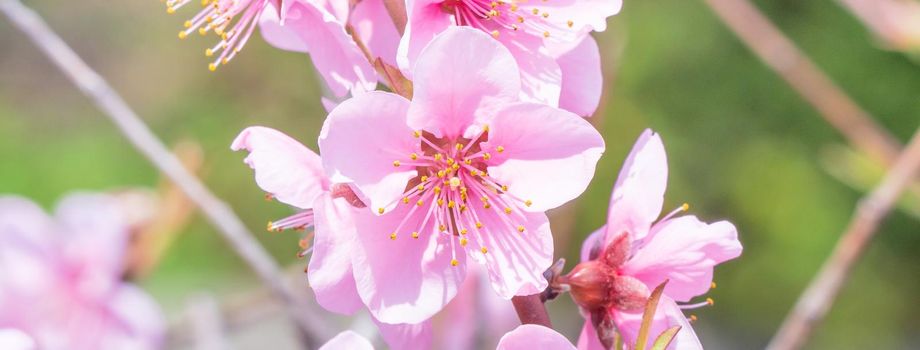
left=319, top=331, right=376, bottom=350
left=397, top=0, right=621, bottom=116
left=318, top=27, right=605, bottom=324
left=497, top=324, right=576, bottom=350
left=169, top=0, right=398, bottom=97
left=0, top=194, right=164, bottom=350
left=564, top=129, right=742, bottom=350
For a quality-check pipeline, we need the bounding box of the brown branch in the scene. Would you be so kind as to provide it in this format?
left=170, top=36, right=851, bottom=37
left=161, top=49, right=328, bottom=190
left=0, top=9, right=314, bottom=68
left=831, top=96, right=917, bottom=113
left=0, top=0, right=331, bottom=346
left=511, top=294, right=553, bottom=328
left=767, top=127, right=920, bottom=350
left=704, top=0, right=905, bottom=170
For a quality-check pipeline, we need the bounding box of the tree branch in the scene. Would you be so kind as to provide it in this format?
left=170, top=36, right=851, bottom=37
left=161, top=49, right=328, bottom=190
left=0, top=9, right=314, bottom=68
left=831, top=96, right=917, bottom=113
left=511, top=294, right=553, bottom=328
left=767, top=127, right=920, bottom=350
left=0, top=0, right=330, bottom=346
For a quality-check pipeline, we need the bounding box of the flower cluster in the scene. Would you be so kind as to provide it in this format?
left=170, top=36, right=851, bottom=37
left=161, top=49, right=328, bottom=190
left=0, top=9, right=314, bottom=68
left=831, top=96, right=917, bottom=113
left=194, top=0, right=747, bottom=348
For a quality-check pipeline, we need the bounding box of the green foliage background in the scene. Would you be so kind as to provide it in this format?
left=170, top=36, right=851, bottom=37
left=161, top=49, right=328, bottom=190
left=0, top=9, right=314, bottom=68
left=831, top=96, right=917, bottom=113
left=1, top=0, right=917, bottom=348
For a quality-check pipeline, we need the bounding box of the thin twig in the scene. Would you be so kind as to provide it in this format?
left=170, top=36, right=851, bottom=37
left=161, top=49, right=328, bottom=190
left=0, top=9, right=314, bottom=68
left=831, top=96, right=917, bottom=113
left=0, top=0, right=330, bottom=346
left=704, top=0, right=905, bottom=169
left=511, top=294, right=553, bottom=327
left=767, top=127, right=920, bottom=350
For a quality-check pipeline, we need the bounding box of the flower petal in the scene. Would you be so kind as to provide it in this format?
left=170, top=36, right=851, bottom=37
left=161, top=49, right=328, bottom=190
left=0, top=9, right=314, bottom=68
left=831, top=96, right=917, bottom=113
left=319, top=91, right=415, bottom=214
left=549, top=35, right=603, bottom=117
left=579, top=225, right=605, bottom=263
left=497, top=324, right=576, bottom=350
left=396, top=0, right=452, bottom=74
left=351, top=0, right=400, bottom=66
left=107, top=284, right=166, bottom=349
left=373, top=317, right=432, bottom=350
left=407, top=27, right=521, bottom=138
left=495, top=30, right=562, bottom=107
left=606, top=129, right=667, bottom=244
left=232, top=126, right=329, bottom=209
left=611, top=297, right=702, bottom=350
left=319, top=331, right=375, bottom=350
left=517, top=0, right=622, bottom=33
left=55, top=193, right=130, bottom=288
left=0, top=197, right=56, bottom=303
left=622, top=216, right=742, bottom=302
left=576, top=321, right=604, bottom=350
left=483, top=102, right=604, bottom=212
left=259, top=1, right=376, bottom=97
left=0, top=329, right=35, bottom=350
left=309, top=193, right=363, bottom=314
left=476, top=209, right=553, bottom=298
left=350, top=203, right=465, bottom=324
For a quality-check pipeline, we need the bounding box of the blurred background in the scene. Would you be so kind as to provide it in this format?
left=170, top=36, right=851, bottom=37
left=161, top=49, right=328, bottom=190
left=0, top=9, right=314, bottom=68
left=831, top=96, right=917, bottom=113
left=1, top=0, right=918, bottom=348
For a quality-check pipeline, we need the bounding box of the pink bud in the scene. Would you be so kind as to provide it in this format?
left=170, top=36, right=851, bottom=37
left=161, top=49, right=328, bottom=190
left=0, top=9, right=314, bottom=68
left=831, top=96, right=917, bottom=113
left=562, top=261, right=615, bottom=311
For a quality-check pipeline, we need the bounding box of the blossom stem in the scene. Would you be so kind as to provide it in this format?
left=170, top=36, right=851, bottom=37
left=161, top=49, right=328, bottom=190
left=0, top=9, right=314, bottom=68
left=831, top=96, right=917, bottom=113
left=769, top=127, right=920, bottom=350
left=511, top=294, right=553, bottom=328
left=0, top=0, right=330, bottom=346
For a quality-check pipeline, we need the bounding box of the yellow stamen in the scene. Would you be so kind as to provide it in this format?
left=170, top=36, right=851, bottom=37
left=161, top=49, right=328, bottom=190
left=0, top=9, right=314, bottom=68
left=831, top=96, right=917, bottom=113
left=378, top=207, right=385, bottom=214
left=460, top=238, right=468, bottom=246
left=390, top=233, right=397, bottom=240
left=517, top=225, right=525, bottom=232
left=412, top=232, right=419, bottom=239
left=393, top=160, right=401, bottom=167
left=451, top=259, right=459, bottom=266
left=525, top=200, right=533, bottom=207
left=410, top=153, right=418, bottom=160
left=481, top=247, right=489, bottom=254
left=491, top=30, right=500, bottom=38
left=496, top=146, right=505, bottom=153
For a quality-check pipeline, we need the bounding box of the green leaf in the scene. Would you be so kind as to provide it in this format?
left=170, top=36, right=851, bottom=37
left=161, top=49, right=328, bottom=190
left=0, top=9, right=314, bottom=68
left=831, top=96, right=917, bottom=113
left=635, top=280, right=668, bottom=350
left=649, top=326, right=682, bottom=350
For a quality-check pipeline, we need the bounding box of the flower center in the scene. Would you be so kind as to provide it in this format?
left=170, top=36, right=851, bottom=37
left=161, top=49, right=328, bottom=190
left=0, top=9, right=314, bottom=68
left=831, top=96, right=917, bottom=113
left=440, top=0, right=574, bottom=39
left=168, top=0, right=271, bottom=71
left=381, top=126, right=532, bottom=266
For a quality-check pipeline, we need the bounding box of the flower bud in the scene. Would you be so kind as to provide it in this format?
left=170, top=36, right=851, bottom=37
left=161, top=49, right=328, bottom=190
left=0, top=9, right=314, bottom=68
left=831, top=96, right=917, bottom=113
left=561, top=260, right=615, bottom=311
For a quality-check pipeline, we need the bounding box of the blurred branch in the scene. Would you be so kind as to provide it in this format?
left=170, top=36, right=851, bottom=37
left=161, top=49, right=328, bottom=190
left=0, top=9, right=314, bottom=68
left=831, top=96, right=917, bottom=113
left=704, top=0, right=906, bottom=171
left=186, top=295, right=230, bottom=350
left=768, top=127, right=920, bottom=350
left=0, top=0, right=330, bottom=346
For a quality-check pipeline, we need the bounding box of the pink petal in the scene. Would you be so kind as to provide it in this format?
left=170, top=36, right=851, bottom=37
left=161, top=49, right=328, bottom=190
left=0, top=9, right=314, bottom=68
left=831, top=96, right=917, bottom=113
left=606, top=129, right=667, bottom=244
left=0, top=329, right=35, bottom=350
left=495, top=30, right=562, bottom=107
left=0, top=198, right=57, bottom=311
left=373, top=317, right=432, bottom=350
left=54, top=193, right=130, bottom=289
left=579, top=225, right=605, bottom=262
left=483, top=102, right=605, bottom=212
left=576, top=321, right=604, bottom=350
left=497, top=324, right=576, bottom=350
left=231, top=126, right=329, bottom=209
left=476, top=209, right=553, bottom=298
left=107, top=284, right=166, bottom=348
left=319, top=331, right=375, bottom=350
left=517, top=0, right=622, bottom=33
left=318, top=91, right=415, bottom=214
left=621, top=216, right=742, bottom=302
left=549, top=35, right=603, bottom=117
left=349, top=204, right=465, bottom=324
left=661, top=298, right=704, bottom=350
left=309, top=193, right=363, bottom=314
left=396, top=0, right=452, bottom=74
left=259, top=1, right=376, bottom=97
left=351, top=0, right=400, bottom=66
left=407, top=27, right=521, bottom=138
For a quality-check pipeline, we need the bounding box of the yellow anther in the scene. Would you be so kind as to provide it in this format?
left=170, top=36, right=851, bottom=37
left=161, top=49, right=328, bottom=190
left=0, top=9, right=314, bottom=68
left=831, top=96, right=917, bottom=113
left=403, top=197, right=410, bottom=204
left=412, top=232, right=419, bottom=239
left=167, top=6, right=176, bottom=14
left=413, top=130, right=421, bottom=138
left=451, top=259, right=459, bottom=266
left=682, top=203, right=690, bottom=211
left=460, top=205, right=467, bottom=212
left=525, top=200, right=533, bottom=207
left=567, top=20, right=574, bottom=27
left=460, top=238, right=468, bottom=246
left=479, top=171, right=487, bottom=177
left=198, top=27, right=207, bottom=35
left=208, top=63, right=217, bottom=72
left=434, top=186, right=442, bottom=194
left=452, top=163, right=460, bottom=170
left=205, top=48, right=214, bottom=56
left=437, top=170, right=446, bottom=178
left=221, top=57, right=229, bottom=64
left=488, top=9, right=499, bottom=17
left=517, top=16, right=525, bottom=23
left=711, top=282, right=717, bottom=289
left=446, top=158, right=454, bottom=165
left=460, top=193, right=468, bottom=201
left=378, top=207, right=385, bottom=214
left=438, top=199, right=444, bottom=206
left=390, top=233, right=397, bottom=240
left=266, top=221, right=273, bottom=231
left=448, top=201, right=456, bottom=208
left=439, top=224, right=447, bottom=232
left=532, top=8, right=539, bottom=14
left=484, top=203, right=492, bottom=209
left=543, top=31, right=550, bottom=38
left=178, top=31, right=188, bottom=39
left=542, top=12, right=549, bottom=18
left=456, top=143, right=464, bottom=150
left=689, top=315, right=698, bottom=322
left=481, top=247, right=489, bottom=254
left=416, top=184, right=425, bottom=191
left=460, top=228, right=468, bottom=235
left=482, top=153, right=492, bottom=161
left=434, top=154, right=443, bottom=161
left=504, top=207, right=512, bottom=214
left=706, top=298, right=714, bottom=305
left=449, top=176, right=461, bottom=189
left=417, top=199, right=424, bottom=206
left=476, top=222, right=483, bottom=228
left=470, top=169, right=478, bottom=176
left=490, top=1, right=498, bottom=8
left=410, top=153, right=418, bottom=160
left=496, top=146, right=505, bottom=153
left=510, top=3, right=518, bottom=11
left=421, top=175, right=429, bottom=182
left=491, top=30, right=500, bottom=38
left=393, top=160, right=401, bottom=167
left=464, top=159, right=472, bottom=165
left=517, top=225, right=525, bottom=232
left=501, top=185, right=509, bottom=192
left=214, top=27, right=224, bottom=36
left=184, top=20, right=193, bottom=28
